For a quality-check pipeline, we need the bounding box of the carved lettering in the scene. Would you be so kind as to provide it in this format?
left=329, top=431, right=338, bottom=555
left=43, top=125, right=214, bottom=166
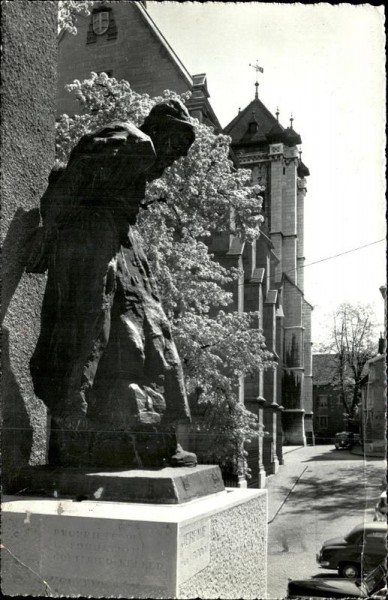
left=42, top=518, right=173, bottom=586
left=178, top=519, right=210, bottom=584
left=181, top=525, right=207, bottom=547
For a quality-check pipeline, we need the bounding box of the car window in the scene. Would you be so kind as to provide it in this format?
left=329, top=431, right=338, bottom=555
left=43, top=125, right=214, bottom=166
left=364, top=532, right=387, bottom=549
left=344, top=529, right=362, bottom=543
left=345, top=526, right=386, bottom=544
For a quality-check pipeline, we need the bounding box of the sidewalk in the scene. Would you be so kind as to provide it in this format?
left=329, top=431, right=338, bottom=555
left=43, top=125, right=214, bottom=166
left=351, top=442, right=386, bottom=458
left=266, top=446, right=307, bottom=523
left=282, top=445, right=304, bottom=456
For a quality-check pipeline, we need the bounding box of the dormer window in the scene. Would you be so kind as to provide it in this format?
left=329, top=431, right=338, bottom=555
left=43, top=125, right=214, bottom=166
left=248, top=120, right=259, bottom=134
left=93, top=11, right=110, bottom=35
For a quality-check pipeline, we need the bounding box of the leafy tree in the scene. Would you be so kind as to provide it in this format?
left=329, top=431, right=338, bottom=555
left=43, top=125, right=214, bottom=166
left=319, top=303, right=377, bottom=420
left=58, top=1, right=94, bottom=34
left=55, top=72, right=274, bottom=477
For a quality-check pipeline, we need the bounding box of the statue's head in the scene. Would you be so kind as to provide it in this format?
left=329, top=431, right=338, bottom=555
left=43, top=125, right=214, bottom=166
left=141, top=99, right=195, bottom=174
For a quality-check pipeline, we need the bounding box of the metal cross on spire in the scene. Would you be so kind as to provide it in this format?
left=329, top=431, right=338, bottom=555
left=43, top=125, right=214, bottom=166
left=249, top=60, right=264, bottom=99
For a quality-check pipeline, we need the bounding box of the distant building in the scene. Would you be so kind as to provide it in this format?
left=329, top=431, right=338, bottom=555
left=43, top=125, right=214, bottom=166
left=312, top=354, right=347, bottom=441
left=359, top=286, right=386, bottom=456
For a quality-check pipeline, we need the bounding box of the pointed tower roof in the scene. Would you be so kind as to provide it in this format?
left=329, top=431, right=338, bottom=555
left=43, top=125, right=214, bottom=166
left=224, top=98, right=281, bottom=147
left=297, top=149, right=310, bottom=177
left=224, top=98, right=304, bottom=149
left=297, top=160, right=310, bottom=177
left=282, top=126, right=302, bottom=147
left=266, top=121, right=285, bottom=144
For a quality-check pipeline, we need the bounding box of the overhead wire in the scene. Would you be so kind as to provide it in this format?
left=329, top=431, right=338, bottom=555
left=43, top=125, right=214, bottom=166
left=266, top=238, right=385, bottom=282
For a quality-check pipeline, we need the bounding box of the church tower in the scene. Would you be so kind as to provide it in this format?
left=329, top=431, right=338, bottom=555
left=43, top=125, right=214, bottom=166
left=222, top=68, right=314, bottom=483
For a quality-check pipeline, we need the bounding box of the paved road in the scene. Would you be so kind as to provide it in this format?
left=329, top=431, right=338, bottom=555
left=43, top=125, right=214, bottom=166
left=266, top=444, right=385, bottom=599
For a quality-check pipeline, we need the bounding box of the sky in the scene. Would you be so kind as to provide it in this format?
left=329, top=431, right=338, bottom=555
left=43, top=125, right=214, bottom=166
left=147, top=2, right=386, bottom=346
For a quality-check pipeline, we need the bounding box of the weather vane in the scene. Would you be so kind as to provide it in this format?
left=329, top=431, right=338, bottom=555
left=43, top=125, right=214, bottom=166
left=249, top=60, right=264, bottom=99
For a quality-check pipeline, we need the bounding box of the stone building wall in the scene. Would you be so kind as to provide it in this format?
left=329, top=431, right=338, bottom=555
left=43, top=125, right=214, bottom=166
left=57, top=2, right=192, bottom=116
left=1, top=1, right=58, bottom=486
left=302, top=298, right=313, bottom=414
left=363, top=355, right=386, bottom=446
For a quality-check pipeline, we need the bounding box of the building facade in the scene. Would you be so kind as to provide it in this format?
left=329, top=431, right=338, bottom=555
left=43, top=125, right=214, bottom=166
left=220, top=89, right=314, bottom=485
left=359, top=286, right=386, bottom=457
left=312, top=354, right=347, bottom=442
left=57, top=1, right=220, bottom=130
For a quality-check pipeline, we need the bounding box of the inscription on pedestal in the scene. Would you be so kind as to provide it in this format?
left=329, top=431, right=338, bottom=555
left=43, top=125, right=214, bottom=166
left=178, top=518, right=210, bottom=583
left=41, top=516, right=175, bottom=587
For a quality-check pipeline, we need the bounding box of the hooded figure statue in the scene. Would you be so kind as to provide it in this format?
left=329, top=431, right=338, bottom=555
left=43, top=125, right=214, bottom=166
left=27, top=99, right=197, bottom=468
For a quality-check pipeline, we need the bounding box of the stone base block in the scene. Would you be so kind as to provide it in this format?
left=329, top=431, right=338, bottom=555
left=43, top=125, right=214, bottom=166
left=2, top=488, right=267, bottom=599
left=9, top=464, right=224, bottom=504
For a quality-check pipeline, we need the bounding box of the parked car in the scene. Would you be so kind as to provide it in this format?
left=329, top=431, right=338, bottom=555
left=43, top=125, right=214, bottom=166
left=287, top=560, right=386, bottom=599
left=374, top=490, right=387, bottom=522
left=316, top=522, right=387, bottom=578
left=334, top=431, right=360, bottom=450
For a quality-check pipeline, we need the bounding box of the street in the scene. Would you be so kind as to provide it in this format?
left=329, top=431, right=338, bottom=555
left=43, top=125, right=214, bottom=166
left=266, top=444, right=385, bottom=599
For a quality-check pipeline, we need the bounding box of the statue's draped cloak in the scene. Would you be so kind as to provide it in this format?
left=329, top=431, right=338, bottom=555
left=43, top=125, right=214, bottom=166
left=29, top=123, right=191, bottom=426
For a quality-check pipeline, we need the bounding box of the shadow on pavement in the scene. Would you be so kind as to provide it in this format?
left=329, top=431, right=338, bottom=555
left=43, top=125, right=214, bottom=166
left=273, top=462, right=383, bottom=516
left=301, top=449, right=372, bottom=462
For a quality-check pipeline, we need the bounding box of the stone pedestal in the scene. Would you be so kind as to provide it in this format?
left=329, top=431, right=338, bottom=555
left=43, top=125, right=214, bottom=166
left=2, top=488, right=267, bottom=599
left=9, top=465, right=224, bottom=504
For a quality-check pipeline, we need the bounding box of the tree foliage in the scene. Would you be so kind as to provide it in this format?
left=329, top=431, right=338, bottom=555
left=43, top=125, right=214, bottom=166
left=55, top=72, right=274, bottom=476
left=321, top=303, right=377, bottom=417
left=58, top=1, right=94, bottom=34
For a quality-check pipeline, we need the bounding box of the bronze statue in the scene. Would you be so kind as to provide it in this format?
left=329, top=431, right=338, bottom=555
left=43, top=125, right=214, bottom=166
left=27, top=100, right=196, bottom=468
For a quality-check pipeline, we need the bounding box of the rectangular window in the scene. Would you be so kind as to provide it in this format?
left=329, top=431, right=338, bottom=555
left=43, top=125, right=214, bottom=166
left=319, top=395, right=328, bottom=409
left=319, top=416, right=328, bottom=429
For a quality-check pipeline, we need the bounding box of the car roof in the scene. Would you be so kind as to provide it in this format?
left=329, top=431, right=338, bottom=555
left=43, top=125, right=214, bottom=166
left=349, top=522, right=387, bottom=534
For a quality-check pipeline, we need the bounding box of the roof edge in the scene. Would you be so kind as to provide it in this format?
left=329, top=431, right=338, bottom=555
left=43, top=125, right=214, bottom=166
left=134, top=2, right=193, bottom=89
left=224, top=97, right=280, bottom=135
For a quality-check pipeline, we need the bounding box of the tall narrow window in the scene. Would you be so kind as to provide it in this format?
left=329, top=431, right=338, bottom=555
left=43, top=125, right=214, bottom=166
left=319, top=416, right=328, bottom=429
